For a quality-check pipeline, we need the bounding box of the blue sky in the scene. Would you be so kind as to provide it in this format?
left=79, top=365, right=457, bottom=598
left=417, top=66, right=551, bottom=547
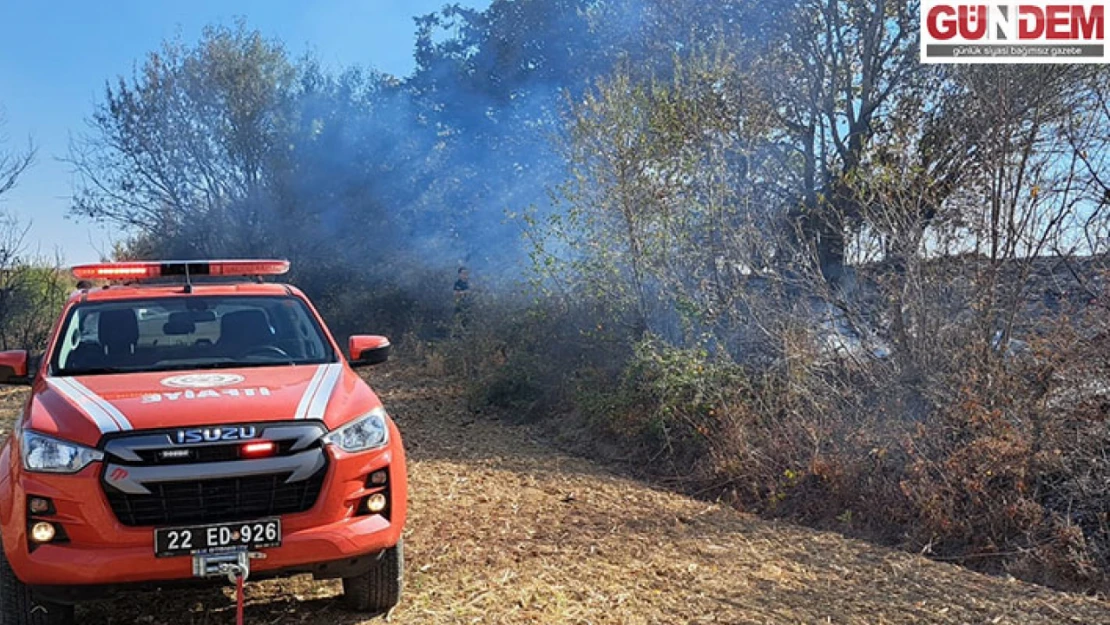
left=0, top=0, right=487, bottom=264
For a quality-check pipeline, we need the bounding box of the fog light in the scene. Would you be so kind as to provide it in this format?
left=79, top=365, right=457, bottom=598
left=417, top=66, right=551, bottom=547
left=28, top=497, right=52, bottom=515
left=365, top=493, right=388, bottom=514
left=369, top=470, right=388, bottom=486
left=30, top=522, right=55, bottom=544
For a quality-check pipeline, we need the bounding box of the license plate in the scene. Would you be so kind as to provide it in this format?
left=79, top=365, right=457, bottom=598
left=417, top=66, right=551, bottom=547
left=154, top=518, right=281, bottom=558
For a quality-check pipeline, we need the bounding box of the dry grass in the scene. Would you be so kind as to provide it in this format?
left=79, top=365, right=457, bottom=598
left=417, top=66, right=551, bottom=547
left=0, top=369, right=1108, bottom=624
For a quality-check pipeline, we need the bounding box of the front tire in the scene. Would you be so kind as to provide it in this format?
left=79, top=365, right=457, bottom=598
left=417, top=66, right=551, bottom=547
left=341, top=539, right=403, bottom=614
left=0, top=546, right=73, bottom=625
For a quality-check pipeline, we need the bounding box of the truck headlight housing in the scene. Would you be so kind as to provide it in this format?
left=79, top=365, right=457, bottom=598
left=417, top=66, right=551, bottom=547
left=323, top=408, right=389, bottom=453
left=21, top=430, right=103, bottom=474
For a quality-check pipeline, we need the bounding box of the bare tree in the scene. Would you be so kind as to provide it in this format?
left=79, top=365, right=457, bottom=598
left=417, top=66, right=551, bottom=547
left=0, top=107, right=54, bottom=351
left=0, top=109, right=35, bottom=201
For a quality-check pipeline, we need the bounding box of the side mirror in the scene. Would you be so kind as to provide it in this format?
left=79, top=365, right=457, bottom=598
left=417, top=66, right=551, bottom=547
left=0, top=350, right=31, bottom=385
left=348, top=336, right=391, bottom=368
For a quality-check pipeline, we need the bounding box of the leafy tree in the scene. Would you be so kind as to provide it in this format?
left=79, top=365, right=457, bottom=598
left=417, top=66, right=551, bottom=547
left=68, top=22, right=298, bottom=257
left=743, top=0, right=921, bottom=281
left=536, top=48, right=777, bottom=343
left=0, top=264, right=70, bottom=351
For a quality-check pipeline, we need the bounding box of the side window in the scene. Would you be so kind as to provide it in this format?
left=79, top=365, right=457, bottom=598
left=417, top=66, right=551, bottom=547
left=79, top=312, right=96, bottom=342
left=56, top=311, right=89, bottom=369
left=289, top=302, right=322, bottom=358
left=302, top=322, right=320, bottom=358
left=268, top=303, right=310, bottom=359
left=269, top=300, right=325, bottom=359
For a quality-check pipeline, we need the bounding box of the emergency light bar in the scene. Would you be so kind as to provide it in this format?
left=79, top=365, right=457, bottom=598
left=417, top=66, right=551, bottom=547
left=72, top=260, right=290, bottom=281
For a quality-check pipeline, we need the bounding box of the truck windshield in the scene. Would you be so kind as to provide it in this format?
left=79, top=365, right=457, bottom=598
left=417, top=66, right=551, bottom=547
left=50, top=296, right=336, bottom=375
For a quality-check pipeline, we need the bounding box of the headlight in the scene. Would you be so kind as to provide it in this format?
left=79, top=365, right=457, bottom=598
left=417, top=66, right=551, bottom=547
left=323, top=408, right=389, bottom=453
left=21, top=430, right=103, bottom=474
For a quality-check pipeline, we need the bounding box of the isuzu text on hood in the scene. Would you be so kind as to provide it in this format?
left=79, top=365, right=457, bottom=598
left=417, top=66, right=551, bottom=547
left=0, top=260, right=406, bottom=624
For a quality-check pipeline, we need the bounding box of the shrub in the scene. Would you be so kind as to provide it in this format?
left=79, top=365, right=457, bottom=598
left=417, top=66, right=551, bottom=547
left=441, top=289, right=1110, bottom=594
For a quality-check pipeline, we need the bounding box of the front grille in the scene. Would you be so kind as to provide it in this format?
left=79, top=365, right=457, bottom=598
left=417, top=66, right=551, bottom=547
left=104, top=468, right=327, bottom=527
left=134, top=440, right=299, bottom=465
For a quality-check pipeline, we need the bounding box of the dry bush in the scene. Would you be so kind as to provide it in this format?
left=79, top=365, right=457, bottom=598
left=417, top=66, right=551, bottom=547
left=440, top=259, right=1110, bottom=595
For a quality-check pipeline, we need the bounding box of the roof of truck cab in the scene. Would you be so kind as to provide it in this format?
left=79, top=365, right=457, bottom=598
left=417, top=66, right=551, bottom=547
left=70, top=282, right=300, bottom=303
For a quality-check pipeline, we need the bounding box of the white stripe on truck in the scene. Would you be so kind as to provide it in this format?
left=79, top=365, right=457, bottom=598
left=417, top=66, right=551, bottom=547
left=293, top=364, right=328, bottom=420
left=48, top=377, right=133, bottom=433
left=304, top=363, right=342, bottom=421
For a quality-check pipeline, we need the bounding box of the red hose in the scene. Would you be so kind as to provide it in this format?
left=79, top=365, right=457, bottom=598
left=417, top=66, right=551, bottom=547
left=236, top=574, right=245, bottom=625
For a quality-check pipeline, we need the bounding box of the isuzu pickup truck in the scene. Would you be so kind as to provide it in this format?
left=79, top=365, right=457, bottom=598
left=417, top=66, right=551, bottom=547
left=0, top=260, right=406, bottom=624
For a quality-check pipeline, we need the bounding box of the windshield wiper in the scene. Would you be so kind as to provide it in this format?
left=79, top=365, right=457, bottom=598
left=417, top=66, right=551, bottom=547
left=56, top=367, right=130, bottom=376
left=201, top=361, right=295, bottom=369
left=148, top=360, right=296, bottom=373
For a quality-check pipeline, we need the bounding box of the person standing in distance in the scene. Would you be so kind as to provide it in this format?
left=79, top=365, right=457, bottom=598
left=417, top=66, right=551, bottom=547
left=454, top=267, right=470, bottom=311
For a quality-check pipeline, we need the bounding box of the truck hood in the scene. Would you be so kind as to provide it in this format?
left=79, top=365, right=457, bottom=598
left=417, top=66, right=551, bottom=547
left=27, top=363, right=380, bottom=447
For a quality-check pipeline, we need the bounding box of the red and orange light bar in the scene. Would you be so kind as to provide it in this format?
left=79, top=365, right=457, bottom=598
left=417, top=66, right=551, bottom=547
left=72, top=260, right=290, bottom=281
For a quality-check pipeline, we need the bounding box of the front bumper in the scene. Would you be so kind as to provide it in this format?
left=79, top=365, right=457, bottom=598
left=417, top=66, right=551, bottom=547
left=31, top=550, right=389, bottom=604
left=0, top=440, right=407, bottom=588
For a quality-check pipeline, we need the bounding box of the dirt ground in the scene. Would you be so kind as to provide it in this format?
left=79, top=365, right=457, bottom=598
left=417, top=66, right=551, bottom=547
left=1, top=368, right=1110, bottom=625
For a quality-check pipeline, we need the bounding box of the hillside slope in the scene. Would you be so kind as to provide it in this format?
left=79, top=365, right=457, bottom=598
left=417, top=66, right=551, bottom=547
left=2, top=367, right=1109, bottom=624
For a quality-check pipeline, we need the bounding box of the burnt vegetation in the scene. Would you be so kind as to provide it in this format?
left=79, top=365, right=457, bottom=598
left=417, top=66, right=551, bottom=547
left=2, top=0, right=1108, bottom=596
